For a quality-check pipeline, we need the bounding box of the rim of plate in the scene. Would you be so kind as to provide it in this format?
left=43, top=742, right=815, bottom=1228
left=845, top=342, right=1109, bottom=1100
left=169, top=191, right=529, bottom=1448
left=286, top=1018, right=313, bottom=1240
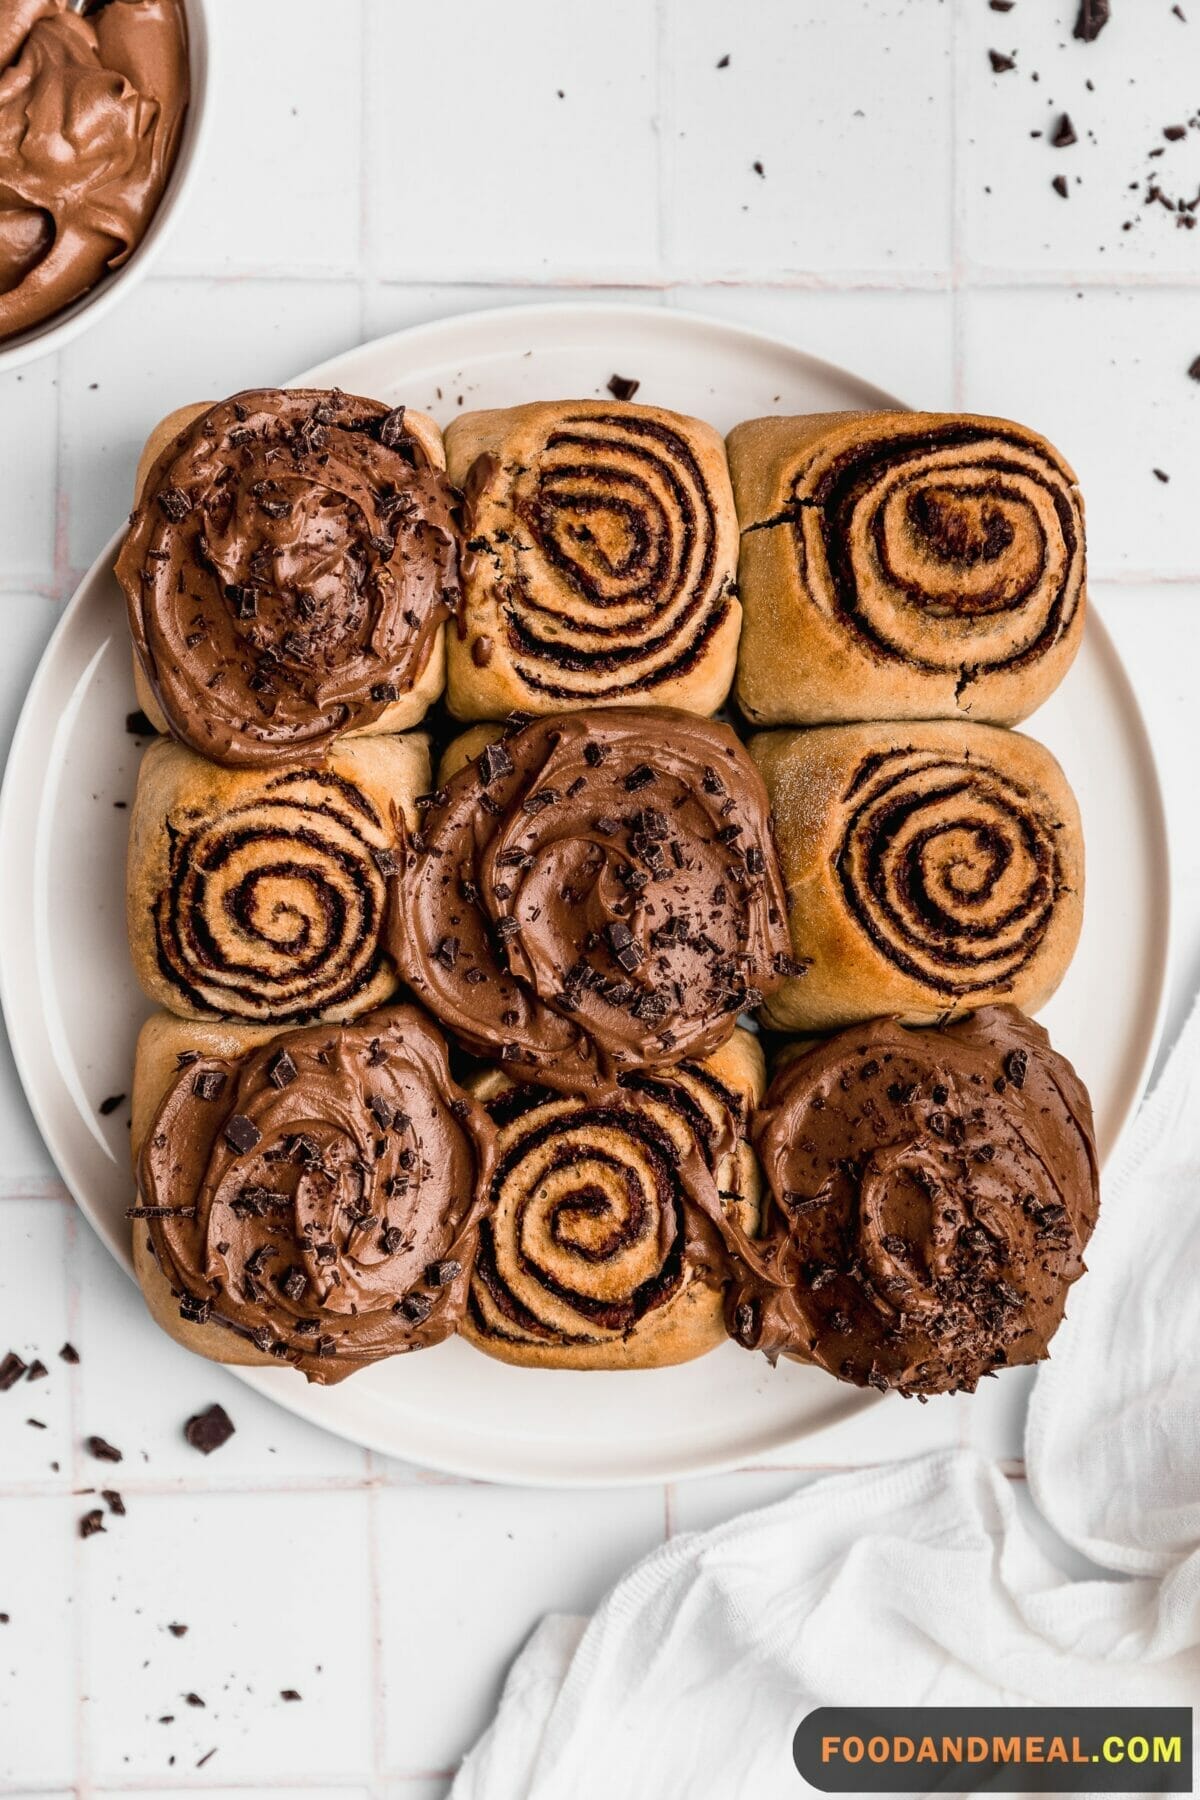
left=0, top=300, right=1173, bottom=1485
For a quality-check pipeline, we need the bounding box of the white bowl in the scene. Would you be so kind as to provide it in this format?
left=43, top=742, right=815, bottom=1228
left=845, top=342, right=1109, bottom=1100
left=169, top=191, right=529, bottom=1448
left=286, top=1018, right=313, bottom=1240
left=0, top=0, right=213, bottom=374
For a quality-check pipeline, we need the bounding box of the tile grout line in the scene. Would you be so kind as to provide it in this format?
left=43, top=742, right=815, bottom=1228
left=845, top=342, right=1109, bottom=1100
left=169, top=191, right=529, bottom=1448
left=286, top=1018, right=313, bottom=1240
left=948, top=0, right=966, bottom=415
left=654, top=0, right=671, bottom=284
left=364, top=1450, right=389, bottom=1788
left=357, top=0, right=372, bottom=327
left=64, top=1205, right=93, bottom=1799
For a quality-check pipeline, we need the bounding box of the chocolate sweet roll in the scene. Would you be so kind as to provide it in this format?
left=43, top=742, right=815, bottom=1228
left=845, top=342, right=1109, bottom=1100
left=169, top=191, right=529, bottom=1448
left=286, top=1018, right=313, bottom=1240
left=442, top=400, right=741, bottom=720
left=728, top=411, right=1085, bottom=727
left=462, top=1029, right=764, bottom=1369
left=390, top=709, right=793, bottom=1089
left=0, top=1, right=189, bottom=342
left=727, top=1008, right=1099, bottom=1396
left=126, top=733, right=430, bottom=1024
left=129, top=1006, right=494, bottom=1383
left=753, top=720, right=1083, bottom=1033
left=116, top=390, right=459, bottom=766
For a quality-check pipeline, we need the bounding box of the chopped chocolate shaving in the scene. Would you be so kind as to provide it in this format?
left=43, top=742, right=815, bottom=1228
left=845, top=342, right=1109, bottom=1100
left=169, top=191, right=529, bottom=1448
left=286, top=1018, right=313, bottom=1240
left=25, top=1360, right=47, bottom=1382
left=477, top=740, right=514, bottom=786
left=1072, top=0, right=1110, bottom=40
left=157, top=486, right=192, bottom=522
left=988, top=49, right=1015, bottom=72
left=426, top=1258, right=462, bottom=1287
left=607, top=373, right=641, bottom=402
left=223, top=1114, right=262, bottom=1155
left=183, top=1404, right=235, bottom=1455
left=267, top=1051, right=297, bottom=1090
left=192, top=1069, right=226, bottom=1102
left=0, top=1353, right=27, bottom=1392
left=1051, top=114, right=1077, bottom=148
left=378, top=405, right=409, bottom=449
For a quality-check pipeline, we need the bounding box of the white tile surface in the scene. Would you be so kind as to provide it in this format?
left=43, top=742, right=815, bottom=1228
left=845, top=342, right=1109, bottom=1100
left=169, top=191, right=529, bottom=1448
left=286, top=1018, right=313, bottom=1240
left=81, top=1491, right=373, bottom=1783
left=366, top=0, right=659, bottom=283
left=377, top=1485, right=664, bottom=1776
left=663, top=0, right=954, bottom=278
left=0, top=0, right=1192, bottom=1790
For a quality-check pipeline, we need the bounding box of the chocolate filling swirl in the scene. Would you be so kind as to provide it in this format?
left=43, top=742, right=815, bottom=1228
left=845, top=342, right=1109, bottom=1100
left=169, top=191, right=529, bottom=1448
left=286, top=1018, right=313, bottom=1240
left=727, top=1008, right=1099, bottom=1396
left=389, top=710, right=793, bottom=1088
left=463, top=411, right=734, bottom=700
left=153, top=767, right=396, bottom=1023
left=136, top=1008, right=493, bottom=1383
left=835, top=747, right=1066, bottom=995
left=468, top=1060, right=754, bottom=1357
left=117, top=390, right=460, bottom=767
left=793, top=419, right=1084, bottom=681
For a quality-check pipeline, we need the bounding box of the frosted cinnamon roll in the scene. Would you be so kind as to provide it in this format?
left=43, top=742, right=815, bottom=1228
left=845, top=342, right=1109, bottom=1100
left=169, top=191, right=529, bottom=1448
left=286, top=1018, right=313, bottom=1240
left=752, top=720, right=1083, bottom=1032
left=116, top=390, right=459, bottom=766
left=727, top=1008, right=1099, bottom=1396
left=0, top=1, right=189, bottom=342
left=463, top=1030, right=764, bottom=1369
left=728, top=411, right=1085, bottom=726
left=129, top=1006, right=493, bottom=1383
left=126, top=733, right=430, bottom=1024
left=390, top=709, right=794, bottom=1089
left=443, top=400, right=740, bottom=719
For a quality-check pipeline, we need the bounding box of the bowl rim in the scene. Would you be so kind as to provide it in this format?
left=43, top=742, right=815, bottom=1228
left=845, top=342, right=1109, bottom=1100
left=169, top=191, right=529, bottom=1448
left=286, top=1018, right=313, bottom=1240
left=0, top=0, right=214, bottom=374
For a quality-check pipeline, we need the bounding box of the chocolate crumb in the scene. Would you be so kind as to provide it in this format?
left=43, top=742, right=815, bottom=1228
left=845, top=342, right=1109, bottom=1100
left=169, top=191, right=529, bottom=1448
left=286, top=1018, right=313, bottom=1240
left=186, top=1692, right=205, bottom=1708
left=1153, top=467, right=1171, bottom=482
left=26, top=1360, right=47, bottom=1381
left=79, top=1509, right=105, bottom=1539
left=98, top=1094, right=125, bottom=1117
left=716, top=52, right=730, bottom=66
left=1073, top=0, right=1110, bottom=40
left=281, top=1689, right=302, bottom=1702
left=1051, top=113, right=1077, bottom=148
left=1052, top=174, right=1069, bottom=198
left=59, top=1342, right=80, bottom=1364
left=0, top=1353, right=27, bottom=1392
left=606, top=373, right=640, bottom=402
left=184, top=1403, right=235, bottom=1455
left=85, top=1435, right=122, bottom=1463
left=102, top=1489, right=125, bottom=1515
left=752, top=159, right=765, bottom=176
left=988, top=49, right=1016, bottom=72
left=167, top=1621, right=188, bottom=1637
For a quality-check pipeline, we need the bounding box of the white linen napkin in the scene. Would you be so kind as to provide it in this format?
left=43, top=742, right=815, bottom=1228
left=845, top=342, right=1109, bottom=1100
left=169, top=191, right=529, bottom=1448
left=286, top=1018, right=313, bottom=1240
left=451, top=995, right=1200, bottom=1800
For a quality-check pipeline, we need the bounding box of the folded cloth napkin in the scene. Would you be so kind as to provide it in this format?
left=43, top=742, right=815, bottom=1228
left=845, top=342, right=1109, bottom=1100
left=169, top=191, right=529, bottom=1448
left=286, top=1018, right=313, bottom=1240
left=451, top=993, right=1200, bottom=1800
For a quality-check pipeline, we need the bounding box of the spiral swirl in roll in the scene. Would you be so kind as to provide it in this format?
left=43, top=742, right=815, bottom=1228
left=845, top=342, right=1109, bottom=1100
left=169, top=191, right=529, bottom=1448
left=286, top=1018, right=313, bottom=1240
left=727, top=1008, right=1100, bottom=1396
left=135, top=1008, right=492, bottom=1382
left=454, top=402, right=738, bottom=705
left=836, top=744, right=1064, bottom=995
left=794, top=415, right=1085, bottom=685
left=117, top=390, right=459, bottom=766
left=389, top=710, right=793, bottom=1088
left=153, top=766, right=396, bottom=1023
left=466, top=1053, right=758, bottom=1366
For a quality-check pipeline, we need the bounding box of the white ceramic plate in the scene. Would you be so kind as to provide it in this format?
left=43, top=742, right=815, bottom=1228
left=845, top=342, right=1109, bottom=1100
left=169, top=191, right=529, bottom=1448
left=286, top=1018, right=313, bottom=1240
left=0, top=303, right=1171, bottom=1485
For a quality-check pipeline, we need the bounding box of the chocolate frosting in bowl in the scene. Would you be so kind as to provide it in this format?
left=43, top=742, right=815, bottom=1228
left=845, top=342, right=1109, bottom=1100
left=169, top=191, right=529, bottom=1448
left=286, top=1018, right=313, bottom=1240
left=135, top=1006, right=494, bottom=1382
left=727, top=1007, right=1099, bottom=1396
left=390, top=709, right=795, bottom=1089
left=0, top=0, right=189, bottom=342
left=117, top=390, right=461, bottom=766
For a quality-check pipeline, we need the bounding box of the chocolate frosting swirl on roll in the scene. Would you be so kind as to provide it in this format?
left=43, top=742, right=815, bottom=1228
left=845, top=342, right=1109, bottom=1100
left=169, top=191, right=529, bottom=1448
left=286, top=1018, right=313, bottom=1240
left=153, top=766, right=397, bottom=1023
left=461, top=409, right=734, bottom=700
left=728, top=1008, right=1099, bottom=1396
left=0, top=1, right=189, bottom=342
left=791, top=416, right=1084, bottom=689
left=836, top=744, right=1066, bottom=995
left=390, top=710, right=794, bottom=1088
left=117, top=390, right=460, bottom=766
left=468, top=1058, right=756, bottom=1362
left=135, top=1007, right=493, bottom=1382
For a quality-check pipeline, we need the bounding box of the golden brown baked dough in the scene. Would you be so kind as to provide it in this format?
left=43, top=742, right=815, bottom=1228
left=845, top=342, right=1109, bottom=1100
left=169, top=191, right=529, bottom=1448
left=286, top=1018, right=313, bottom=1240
left=728, top=411, right=1086, bottom=726
left=462, top=1029, right=764, bottom=1370
left=126, top=732, right=430, bottom=1024
left=752, top=720, right=1083, bottom=1031
left=443, top=399, right=740, bottom=719
left=726, top=1008, right=1099, bottom=1396
left=119, top=392, right=456, bottom=762
left=130, top=1006, right=493, bottom=1382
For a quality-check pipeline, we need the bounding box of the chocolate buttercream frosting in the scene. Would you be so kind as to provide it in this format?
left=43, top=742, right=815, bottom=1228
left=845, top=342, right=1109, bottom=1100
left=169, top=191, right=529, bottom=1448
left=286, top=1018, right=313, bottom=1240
left=390, top=709, right=794, bottom=1088
left=117, top=390, right=460, bottom=766
left=727, top=1007, right=1099, bottom=1395
left=135, top=1006, right=493, bottom=1382
left=0, top=0, right=189, bottom=341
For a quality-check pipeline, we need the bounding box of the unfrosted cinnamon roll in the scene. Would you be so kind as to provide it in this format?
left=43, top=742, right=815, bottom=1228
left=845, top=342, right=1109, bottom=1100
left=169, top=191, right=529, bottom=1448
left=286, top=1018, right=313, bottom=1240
left=0, top=0, right=189, bottom=342
left=116, top=390, right=460, bottom=766
left=752, top=720, right=1083, bottom=1032
left=728, top=411, right=1085, bottom=726
left=129, top=1006, right=493, bottom=1383
left=443, top=400, right=740, bottom=719
left=126, top=733, right=430, bottom=1024
left=727, top=1008, right=1100, bottom=1396
left=390, top=709, right=794, bottom=1089
left=463, top=1030, right=764, bottom=1369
